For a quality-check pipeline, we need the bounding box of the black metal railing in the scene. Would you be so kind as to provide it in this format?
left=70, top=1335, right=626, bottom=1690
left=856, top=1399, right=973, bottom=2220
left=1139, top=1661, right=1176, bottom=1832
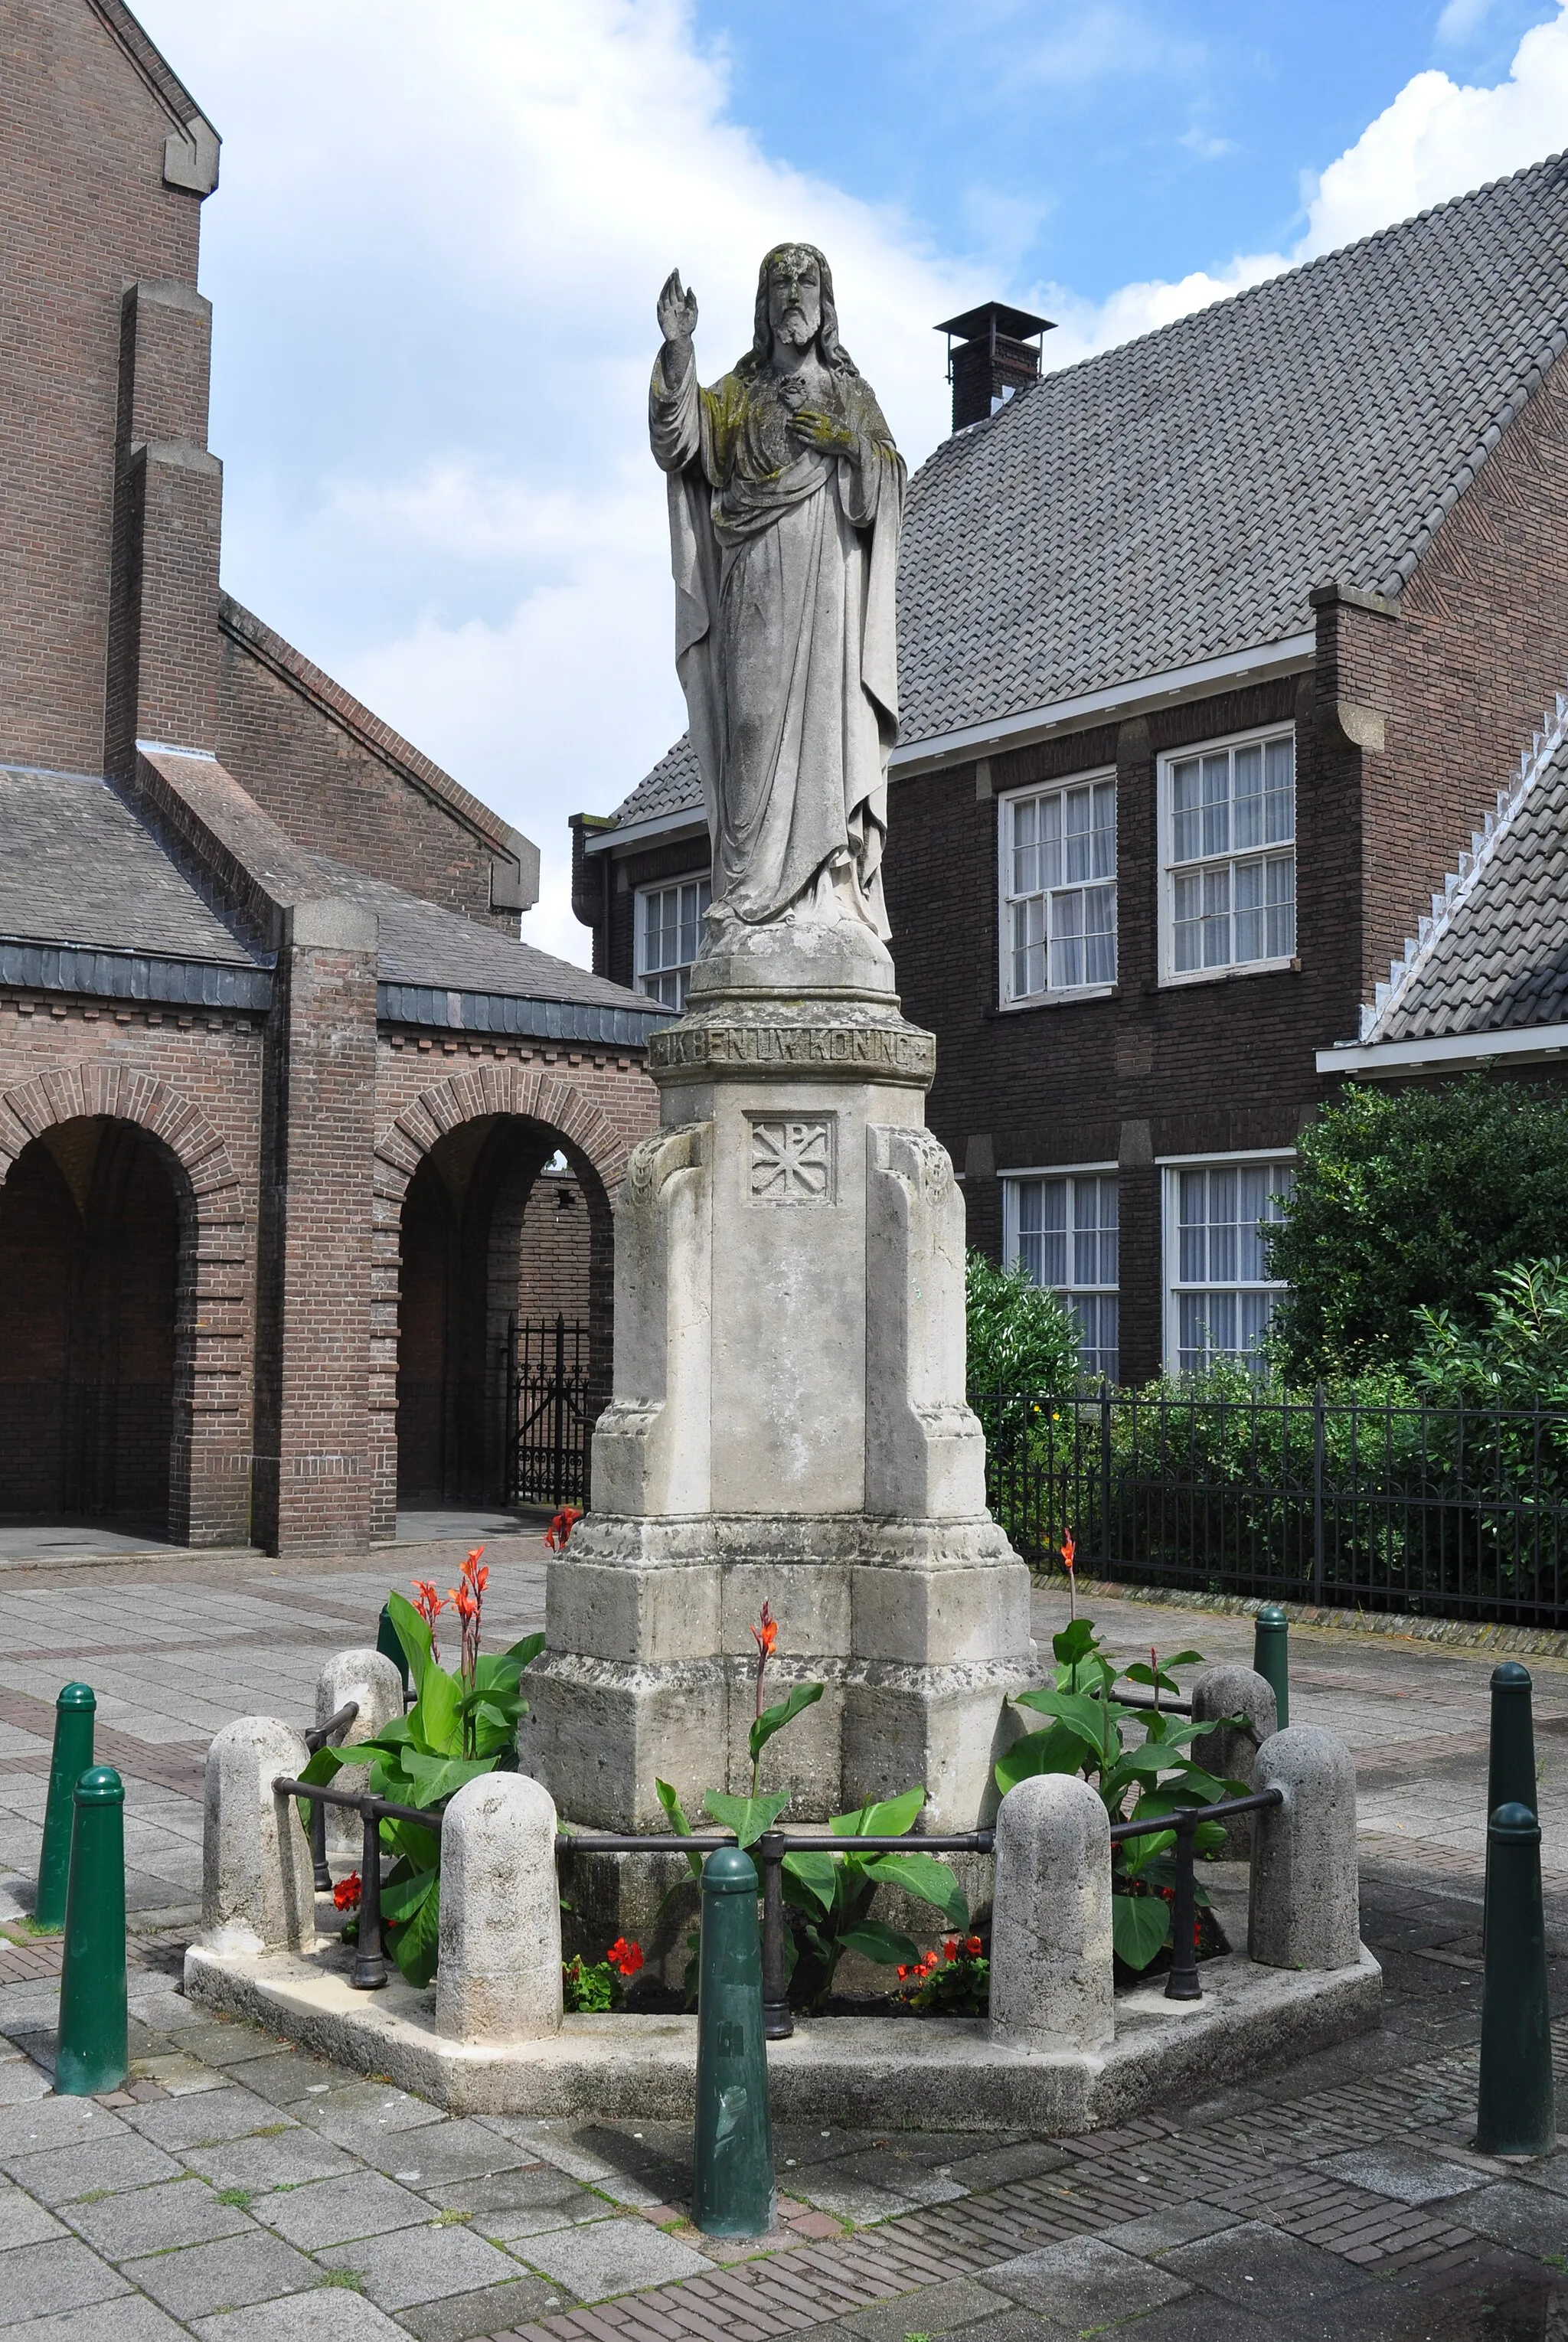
left=506, top=1315, right=593, bottom=1507
left=279, top=1780, right=1282, bottom=2019
left=299, top=1703, right=360, bottom=1897
left=979, top=1380, right=1568, bottom=1625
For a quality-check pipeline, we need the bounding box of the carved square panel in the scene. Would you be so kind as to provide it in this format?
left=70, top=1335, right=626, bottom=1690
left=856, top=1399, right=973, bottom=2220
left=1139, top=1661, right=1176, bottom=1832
left=748, top=1115, right=835, bottom=1204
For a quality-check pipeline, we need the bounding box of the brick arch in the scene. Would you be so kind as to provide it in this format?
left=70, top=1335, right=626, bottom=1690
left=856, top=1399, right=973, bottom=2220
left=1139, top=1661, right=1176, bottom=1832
left=0, top=1062, right=253, bottom=1548
left=371, top=1066, right=631, bottom=1535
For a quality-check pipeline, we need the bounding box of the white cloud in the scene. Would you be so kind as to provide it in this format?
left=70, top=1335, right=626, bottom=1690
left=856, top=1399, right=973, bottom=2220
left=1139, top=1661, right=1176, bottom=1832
left=1034, top=1, right=1568, bottom=364
left=132, top=0, right=1568, bottom=974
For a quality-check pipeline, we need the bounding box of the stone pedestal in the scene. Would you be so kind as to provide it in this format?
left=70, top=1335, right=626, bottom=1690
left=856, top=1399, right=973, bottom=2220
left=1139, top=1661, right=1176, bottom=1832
left=519, top=913, right=1033, bottom=1830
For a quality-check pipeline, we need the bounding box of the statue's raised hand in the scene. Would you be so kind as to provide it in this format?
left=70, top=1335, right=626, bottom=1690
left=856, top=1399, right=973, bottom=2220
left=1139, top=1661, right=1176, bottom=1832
left=658, top=269, right=698, bottom=350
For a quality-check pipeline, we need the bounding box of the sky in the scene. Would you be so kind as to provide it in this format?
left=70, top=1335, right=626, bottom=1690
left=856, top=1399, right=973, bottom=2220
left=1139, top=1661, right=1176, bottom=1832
left=131, top=0, right=1568, bottom=968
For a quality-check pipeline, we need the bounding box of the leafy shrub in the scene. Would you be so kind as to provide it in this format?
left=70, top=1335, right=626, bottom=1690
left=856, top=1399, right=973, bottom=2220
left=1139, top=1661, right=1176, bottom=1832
left=898, top=1933, right=988, bottom=2016
left=1267, top=1079, right=1568, bottom=1380
left=996, top=1615, right=1240, bottom=1971
left=564, top=1937, right=643, bottom=2012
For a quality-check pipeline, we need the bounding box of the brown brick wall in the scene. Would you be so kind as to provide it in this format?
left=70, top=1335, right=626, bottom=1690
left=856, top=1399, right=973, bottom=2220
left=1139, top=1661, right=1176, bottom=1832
left=216, top=628, right=515, bottom=931
left=599, top=833, right=713, bottom=993
left=1367, top=359, right=1568, bottom=998
left=0, top=995, right=263, bottom=1543
left=0, top=0, right=202, bottom=776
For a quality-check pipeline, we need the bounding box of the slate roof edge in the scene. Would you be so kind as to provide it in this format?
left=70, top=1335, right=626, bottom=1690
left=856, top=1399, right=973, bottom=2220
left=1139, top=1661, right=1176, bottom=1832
left=217, top=595, right=527, bottom=862
left=0, top=940, right=273, bottom=1011
left=1317, top=1021, right=1568, bottom=1078
left=377, top=985, right=670, bottom=1049
left=593, top=629, right=1318, bottom=839
left=1352, top=687, right=1568, bottom=1046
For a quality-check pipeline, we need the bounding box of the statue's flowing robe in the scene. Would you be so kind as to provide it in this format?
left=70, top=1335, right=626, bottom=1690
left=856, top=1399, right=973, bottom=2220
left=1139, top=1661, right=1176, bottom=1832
left=650, top=351, right=904, bottom=932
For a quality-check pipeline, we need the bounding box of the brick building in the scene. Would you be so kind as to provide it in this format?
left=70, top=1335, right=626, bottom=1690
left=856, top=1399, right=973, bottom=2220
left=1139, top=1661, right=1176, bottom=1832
left=0, top=0, right=664, bottom=1554
left=577, top=155, right=1568, bottom=1388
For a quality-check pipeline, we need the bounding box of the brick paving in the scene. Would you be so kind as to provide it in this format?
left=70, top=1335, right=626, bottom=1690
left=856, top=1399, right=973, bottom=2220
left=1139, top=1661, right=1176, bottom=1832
left=0, top=1543, right=1558, bottom=2335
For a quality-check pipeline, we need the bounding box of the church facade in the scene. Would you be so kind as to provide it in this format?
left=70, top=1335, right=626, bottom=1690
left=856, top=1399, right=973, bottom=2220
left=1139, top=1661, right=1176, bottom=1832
left=0, top=0, right=664, bottom=1556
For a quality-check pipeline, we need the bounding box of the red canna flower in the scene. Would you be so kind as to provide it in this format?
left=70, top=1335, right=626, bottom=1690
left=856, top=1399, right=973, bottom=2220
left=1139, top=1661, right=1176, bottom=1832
left=1060, top=1531, right=1076, bottom=1572
left=1060, top=1529, right=1077, bottom=1620
left=412, top=1580, right=445, bottom=1663
left=333, top=1873, right=361, bottom=1912
left=545, top=1507, right=582, bottom=1552
left=751, top=1602, right=779, bottom=1661
left=607, top=1937, right=644, bottom=1979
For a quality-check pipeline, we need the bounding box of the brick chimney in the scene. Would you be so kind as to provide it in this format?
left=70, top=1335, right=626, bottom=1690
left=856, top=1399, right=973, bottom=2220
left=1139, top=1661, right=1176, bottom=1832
left=936, top=301, right=1054, bottom=433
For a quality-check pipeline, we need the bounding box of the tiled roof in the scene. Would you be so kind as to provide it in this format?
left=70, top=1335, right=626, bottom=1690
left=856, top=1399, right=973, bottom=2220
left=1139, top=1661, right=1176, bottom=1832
left=607, top=733, right=706, bottom=835
left=1357, top=697, right=1568, bottom=1045
left=0, top=766, right=263, bottom=967
left=312, top=860, right=653, bottom=1014
left=611, top=151, right=1568, bottom=828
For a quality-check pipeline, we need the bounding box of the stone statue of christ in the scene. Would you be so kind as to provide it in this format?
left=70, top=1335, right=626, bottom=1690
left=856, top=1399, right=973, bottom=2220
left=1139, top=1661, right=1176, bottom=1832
left=650, top=243, right=905, bottom=939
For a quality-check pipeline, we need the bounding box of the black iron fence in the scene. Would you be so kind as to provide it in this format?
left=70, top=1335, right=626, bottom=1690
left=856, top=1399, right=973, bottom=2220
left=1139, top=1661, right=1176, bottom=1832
left=506, top=1315, right=593, bottom=1508
left=977, top=1382, right=1568, bottom=1625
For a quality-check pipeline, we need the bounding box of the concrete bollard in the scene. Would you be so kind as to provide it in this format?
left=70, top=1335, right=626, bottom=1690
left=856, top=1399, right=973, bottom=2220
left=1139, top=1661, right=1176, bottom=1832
left=315, top=1651, right=404, bottom=1862
left=35, top=1684, right=95, bottom=1933
left=201, top=1718, right=317, bottom=1958
left=989, top=1774, right=1114, bottom=2049
left=1249, top=1726, right=1360, bottom=1971
left=55, top=1765, right=128, bottom=2095
left=435, top=1773, right=562, bottom=2043
left=1191, top=1664, right=1278, bottom=1858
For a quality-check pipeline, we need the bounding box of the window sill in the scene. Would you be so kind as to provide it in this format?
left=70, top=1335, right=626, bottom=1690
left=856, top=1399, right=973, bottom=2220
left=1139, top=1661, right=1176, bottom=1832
left=992, top=985, right=1119, bottom=1017
left=1156, top=957, right=1298, bottom=991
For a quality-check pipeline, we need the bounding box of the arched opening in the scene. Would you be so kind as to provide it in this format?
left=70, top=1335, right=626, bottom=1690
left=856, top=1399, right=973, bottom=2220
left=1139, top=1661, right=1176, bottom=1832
left=0, top=1118, right=182, bottom=1533
left=394, top=1115, right=612, bottom=1514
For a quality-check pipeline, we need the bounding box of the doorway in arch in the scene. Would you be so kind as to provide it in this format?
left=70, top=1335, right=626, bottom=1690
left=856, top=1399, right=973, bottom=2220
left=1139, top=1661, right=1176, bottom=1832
left=394, top=1119, right=609, bottom=1511
left=0, top=1119, right=181, bottom=1534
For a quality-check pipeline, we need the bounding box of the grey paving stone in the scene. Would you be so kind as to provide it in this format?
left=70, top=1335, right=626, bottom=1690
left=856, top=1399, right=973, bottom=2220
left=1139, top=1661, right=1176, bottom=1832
left=829, top=2275, right=1021, bottom=2335
left=250, top=2171, right=435, bottom=2249
left=1158, top=2220, right=1375, bottom=2314
left=983, top=2233, right=1191, bottom=2324
left=1442, top=2177, right=1568, bottom=2255
left=290, top=2081, right=446, bottom=2150
left=0, top=2063, right=50, bottom=2108
left=416, top=2160, right=606, bottom=2235
left=934, top=2138, right=1071, bottom=2191
left=0, top=2099, right=132, bottom=2156
left=516, top=2214, right=714, bottom=2299
left=1100, top=2199, right=1248, bottom=2253
left=1319, top=2140, right=1490, bottom=2205
left=0, top=2175, right=69, bottom=2248
left=0, top=2303, right=192, bottom=2342
left=397, top=2275, right=578, bottom=2342
left=361, top=2118, right=536, bottom=2186
left=786, top=2168, right=920, bottom=2223
left=3, top=2131, right=185, bottom=2205
left=318, top=2218, right=523, bottom=2309
left=177, top=2130, right=357, bottom=2192
left=191, top=2295, right=408, bottom=2340
left=122, top=2229, right=322, bottom=2318
left=122, top=2087, right=300, bottom=2151
left=0, top=2234, right=132, bottom=2324
left=61, top=2174, right=253, bottom=2258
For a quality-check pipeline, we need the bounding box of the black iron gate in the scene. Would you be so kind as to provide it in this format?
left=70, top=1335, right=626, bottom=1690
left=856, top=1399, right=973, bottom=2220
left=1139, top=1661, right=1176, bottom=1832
left=505, top=1315, right=593, bottom=1507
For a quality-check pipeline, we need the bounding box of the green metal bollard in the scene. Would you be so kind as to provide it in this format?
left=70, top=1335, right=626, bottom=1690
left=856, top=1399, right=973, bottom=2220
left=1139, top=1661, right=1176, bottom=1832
left=1488, top=1662, right=1537, bottom=1816
left=54, top=1765, right=127, bottom=2097
left=34, top=1684, right=96, bottom=1934
left=377, top=1602, right=410, bottom=1698
left=1253, top=1605, right=1289, bottom=1729
left=1476, top=1800, right=1555, bottom=2157
left=692, top=1847, right=775, bottom=2237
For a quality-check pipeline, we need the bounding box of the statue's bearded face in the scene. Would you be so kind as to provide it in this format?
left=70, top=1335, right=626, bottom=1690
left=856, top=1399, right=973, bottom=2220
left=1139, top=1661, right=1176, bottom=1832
left=766, top=251, right=822, bottom=357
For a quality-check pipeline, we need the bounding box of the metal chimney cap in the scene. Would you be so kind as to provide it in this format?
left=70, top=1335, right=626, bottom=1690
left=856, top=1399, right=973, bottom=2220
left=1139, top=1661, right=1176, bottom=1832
left=934, top=300, right=1054, bottom=344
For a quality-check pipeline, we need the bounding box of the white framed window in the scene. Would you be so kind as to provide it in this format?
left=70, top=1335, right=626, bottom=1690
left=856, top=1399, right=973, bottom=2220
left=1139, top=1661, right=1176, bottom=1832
left=1002, top=1167, right=1119, bottom=1382
left=1158, top=725, right=1295, bottom=984
left=998, top=771, right=1116, bottom=1004
left=635, top=874, right=710, bottom=1010
left=1162, top=1154, right=1294, bottom=1374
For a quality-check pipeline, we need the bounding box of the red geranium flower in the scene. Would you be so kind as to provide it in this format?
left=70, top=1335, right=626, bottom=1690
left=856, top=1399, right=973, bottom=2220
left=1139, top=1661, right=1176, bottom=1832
left=607, top=1937, right=644, bottom=1979
left=333, top=1873, right=361, bottom=1912
left=965, top=1935, right=984, bottom=1958
left=546, top=1507, right=582, bottom=1552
